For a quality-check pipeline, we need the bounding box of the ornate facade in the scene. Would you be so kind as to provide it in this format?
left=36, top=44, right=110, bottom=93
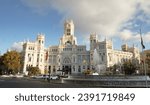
left=22, top=20, right=140, bottom=75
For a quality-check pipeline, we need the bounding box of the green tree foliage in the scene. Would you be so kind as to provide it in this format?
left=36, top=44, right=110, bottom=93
left=112, top=64, right=118, bottom=74
left=123, top=61, right=136, bottom=75
left=2, top=51, right=21, bottom=74
left=107, top=64, right=121, bottom=75
left=27, top=67, right=41, bottom=76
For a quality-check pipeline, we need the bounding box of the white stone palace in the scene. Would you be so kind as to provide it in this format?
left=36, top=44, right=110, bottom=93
left=22, top=20, right=140, bottom=75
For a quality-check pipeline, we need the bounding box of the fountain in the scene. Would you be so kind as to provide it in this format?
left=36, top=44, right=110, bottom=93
left=62, top=49, right=150, bottom=87
left=93, top=49, right=106, bottom=74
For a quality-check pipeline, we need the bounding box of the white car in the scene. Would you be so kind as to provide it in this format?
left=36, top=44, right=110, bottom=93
left=14, top=74, right=24, bottom=78
left=34, top=75, right=49, bottom=79
left=34, top=75, right=44, bottom=79
left=49, top=75, right=59, bottom=80
left=92, top=72, right=99, bottom=75
left=1, top=75, right=10, bottom=78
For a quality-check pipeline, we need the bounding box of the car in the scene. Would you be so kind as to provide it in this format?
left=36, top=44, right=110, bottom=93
left=34, top=74, right=50, bottom=79
left=14, top=74, right=24, bottom=78
left=43, top=75, right=50, bottom=79
left=34, top=75, right=44, bottom=79
left=92, top=72, right=99, bottom=75
left=1, top=75, right=10, bottom=78
left=49, top=75, right=59, bottom=80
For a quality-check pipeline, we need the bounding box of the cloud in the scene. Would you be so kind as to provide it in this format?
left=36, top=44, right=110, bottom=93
left=144, top=32, right=150, bottom=43
left=20, top=0, right=150, bottom=43
left=10, top=42, right=24, bottom=52
left=138, top=0, right=150, bottom=23
left=51, top=0, right=138, bottom=36
left=21, top=0, right=137, bottom=34
left=120, top=30, right=135, bottom=41
left=120, top=29, right=150, bottom=46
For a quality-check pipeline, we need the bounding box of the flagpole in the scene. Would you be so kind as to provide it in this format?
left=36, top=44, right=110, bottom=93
left=140, top=28, right=148, bottom=87
left=142, top=47, right=148, bottom=87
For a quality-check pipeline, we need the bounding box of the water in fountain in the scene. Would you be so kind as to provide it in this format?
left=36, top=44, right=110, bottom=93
left=93, top=49, right=106, bottom=74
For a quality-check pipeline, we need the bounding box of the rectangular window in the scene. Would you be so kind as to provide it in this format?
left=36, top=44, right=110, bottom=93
left=102, top=56, right=104, bottom=62
left=49, top=66, right=51, bottom=71
left=78, top=66, right=81, bottom=72
left=53, top=66, right=56, bottom=72
left=53, top=55, right=56, bottom=63
left=28, top=57, right=31, bottom=62
left=49, top=55, right=52, bottom=63
left=37, top=58, right=39, bottom=62
left=83, top=66, right=85, bottom=69
left=67, top=32, right=70, bottom=35
left=67, top=29, right=71, bottom=35
left=67, top=29, right=70, bottom=32
left=73, top=66, right=75, bottom=71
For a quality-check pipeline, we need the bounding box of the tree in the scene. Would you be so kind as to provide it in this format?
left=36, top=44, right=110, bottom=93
left=112, top=64, right=118, bottom=74
left=123, top=61, right=136, bottom=75
left=2, top=51, right=21, bottom=74
left=0, top=56, right=7, bottom=75
left=27, top=67, right=41, bottom=76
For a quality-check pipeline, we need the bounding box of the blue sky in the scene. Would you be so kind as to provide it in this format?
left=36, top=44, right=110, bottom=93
left=0, top=0, right=64, bottom=54
left=0, top=0, right=150, bottom=54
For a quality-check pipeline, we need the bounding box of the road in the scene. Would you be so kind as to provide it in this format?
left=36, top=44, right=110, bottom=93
left=0, top=77, right=85, bottom=88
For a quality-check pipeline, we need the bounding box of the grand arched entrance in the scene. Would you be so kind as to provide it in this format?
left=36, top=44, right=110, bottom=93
left=62, top=65, right=71, bottom=74
left=62, top=57, right=72, bottom=75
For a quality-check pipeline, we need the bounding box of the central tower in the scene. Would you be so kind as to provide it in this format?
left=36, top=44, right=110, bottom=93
left=60, top=20, right=77, bottom=46
left=64, top=20, right=74, bottom=36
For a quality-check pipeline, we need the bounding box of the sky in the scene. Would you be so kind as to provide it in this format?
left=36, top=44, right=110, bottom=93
left=0, top=0, right=150, bottom=54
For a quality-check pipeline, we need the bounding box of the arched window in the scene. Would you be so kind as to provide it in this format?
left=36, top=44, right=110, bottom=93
left=63, top=57, right=71, bottom=64
left=65, top=41, right=72, bottom=46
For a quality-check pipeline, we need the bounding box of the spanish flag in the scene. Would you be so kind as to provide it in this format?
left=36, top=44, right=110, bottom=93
left=140, top=29, right=145, bottom=49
